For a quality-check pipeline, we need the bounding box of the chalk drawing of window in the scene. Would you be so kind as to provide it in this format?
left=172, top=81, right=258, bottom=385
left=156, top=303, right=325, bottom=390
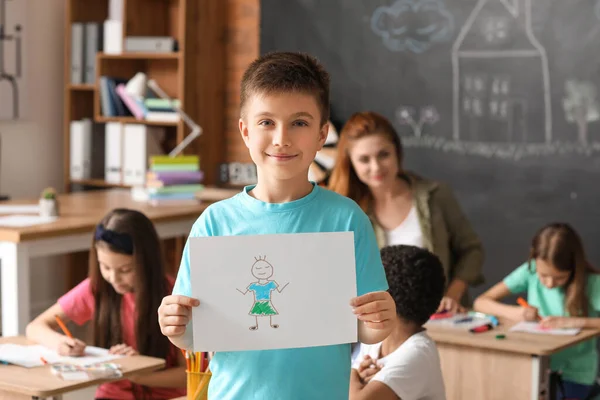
left=489, top=75, right=510, bottom=121
left=482, top=17, right=509, bottom=44
left=462, top=74, right=487, bottom=120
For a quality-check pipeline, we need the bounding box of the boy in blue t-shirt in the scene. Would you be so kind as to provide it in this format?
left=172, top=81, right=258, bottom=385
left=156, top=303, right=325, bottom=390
left=158, top=51, right=395, bottom=400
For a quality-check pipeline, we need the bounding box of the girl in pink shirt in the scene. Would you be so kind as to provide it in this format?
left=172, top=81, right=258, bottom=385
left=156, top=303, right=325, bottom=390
left=26, top=208, right=186, bottom=399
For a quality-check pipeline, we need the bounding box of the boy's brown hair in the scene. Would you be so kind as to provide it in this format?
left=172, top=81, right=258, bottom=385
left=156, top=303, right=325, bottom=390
left=240, top=51, right=331, bottom=125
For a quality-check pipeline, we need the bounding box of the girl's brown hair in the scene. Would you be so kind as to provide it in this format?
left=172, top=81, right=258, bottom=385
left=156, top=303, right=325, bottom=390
left=89, top=209, right=172, bottom=370
left=328, top=111, right=403, bottom=212
left=529, top=222, right=597, bottom=317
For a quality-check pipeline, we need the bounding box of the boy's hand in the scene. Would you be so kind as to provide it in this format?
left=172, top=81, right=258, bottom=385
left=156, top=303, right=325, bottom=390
left=437, top=296, right=465, bottom=314
left=109, top=343, right=139, bottom=356
left=357, top=355, right=381, bottom=384
left=351, top=291, right=396, bottom=330
left=158, top=295, right=200, bottom=338
left=57, top=337, right=86, bottom=357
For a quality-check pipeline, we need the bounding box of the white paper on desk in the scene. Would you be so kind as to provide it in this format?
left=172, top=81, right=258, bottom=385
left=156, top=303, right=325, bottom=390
left=0, top=214, right=57, bottom=227
left=190, top=232, right=357, bottom=352
left=0, top=344, right=122, bottom=368
left=509, top=321, right=581, bottom=335
left=0, top=204, right=40, bottom=214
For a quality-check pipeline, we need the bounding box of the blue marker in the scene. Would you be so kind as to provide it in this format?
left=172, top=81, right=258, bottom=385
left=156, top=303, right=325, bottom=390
left=454, top=316, right=474, bottom=324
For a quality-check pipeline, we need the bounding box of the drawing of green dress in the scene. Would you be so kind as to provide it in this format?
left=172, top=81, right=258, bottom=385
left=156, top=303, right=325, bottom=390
left=248, top=281, right=278, bottom=316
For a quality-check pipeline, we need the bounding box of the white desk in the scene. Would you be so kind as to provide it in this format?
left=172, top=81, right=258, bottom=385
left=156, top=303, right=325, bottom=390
left=0, top=189, right=216, bottom=336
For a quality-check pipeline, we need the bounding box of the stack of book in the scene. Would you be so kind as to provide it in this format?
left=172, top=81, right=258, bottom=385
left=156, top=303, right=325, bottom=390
left=144, top=98, right=181, bottom=123
left=99, top=73, right=181, bottom=123
left=133, top=155, right=204, bottom=204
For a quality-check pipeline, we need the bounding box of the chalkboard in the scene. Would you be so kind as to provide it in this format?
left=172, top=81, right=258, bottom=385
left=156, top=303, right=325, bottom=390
left=261, top=0, right=600, bottom=296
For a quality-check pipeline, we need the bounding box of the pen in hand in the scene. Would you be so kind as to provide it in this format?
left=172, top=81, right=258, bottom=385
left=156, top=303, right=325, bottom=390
left=516, top=297, right=542, bottom=321
left=54, top=315, right=73, bottom=338
left=54, top=315, right=86, bottom=356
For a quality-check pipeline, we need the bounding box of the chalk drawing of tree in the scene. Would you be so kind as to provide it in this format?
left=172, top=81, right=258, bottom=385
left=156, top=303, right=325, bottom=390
left=563, top=80, right=600, bottom=145
left=396, top=105, right=439, bottom=137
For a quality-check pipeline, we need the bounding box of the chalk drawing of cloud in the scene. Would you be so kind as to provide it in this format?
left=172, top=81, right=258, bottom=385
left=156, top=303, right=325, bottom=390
left=371, top=0, right=454, bottom=53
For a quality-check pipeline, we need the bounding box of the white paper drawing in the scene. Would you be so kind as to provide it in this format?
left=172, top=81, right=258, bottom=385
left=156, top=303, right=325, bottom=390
left=451, top=0, right=551, bottom=143
left=190, top=232, right=357, bottom=352
left=237, top=255, right=290, bottom=330
left=0, top=0, right=26, bottom=120
left=509, top=321, right=580, bottom=336
left=563, top=80, right=599, bottom=146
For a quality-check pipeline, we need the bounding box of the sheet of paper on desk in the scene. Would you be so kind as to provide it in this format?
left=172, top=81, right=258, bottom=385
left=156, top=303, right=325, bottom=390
left=0, top=344, right=122, bottom=368
left=509, top=321, right=581, bottom=335
left=0, top=204, right=40, bottom=214
left=190, top=232, right=357, bottom=352
left=0, top=215, right=57, bottom=227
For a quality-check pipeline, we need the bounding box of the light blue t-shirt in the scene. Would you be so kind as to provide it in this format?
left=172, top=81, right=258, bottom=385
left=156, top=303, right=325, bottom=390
left=249, top=281, right=277, bottom=301
left=504, top=260, right=600, bottom=385
left=173, top=183, right=388, bottom=400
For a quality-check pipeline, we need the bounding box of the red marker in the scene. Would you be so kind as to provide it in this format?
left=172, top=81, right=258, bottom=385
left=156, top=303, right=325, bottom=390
left=470, top=323, right=493, bottom=334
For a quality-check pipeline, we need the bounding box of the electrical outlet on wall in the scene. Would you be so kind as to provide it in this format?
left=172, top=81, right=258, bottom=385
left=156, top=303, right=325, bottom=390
left=219, top=162, right=257, bottom=186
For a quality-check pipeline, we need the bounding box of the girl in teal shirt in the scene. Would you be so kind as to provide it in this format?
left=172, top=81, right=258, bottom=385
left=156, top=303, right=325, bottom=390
left=474, top=222, right=600, bottom=400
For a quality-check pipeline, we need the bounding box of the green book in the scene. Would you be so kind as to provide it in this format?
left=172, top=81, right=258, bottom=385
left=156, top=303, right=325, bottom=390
left=150, top=164, right=199, bottom=172
left=150, top=155, right=199, bottom=165
left=147, top=184, right=204, bottom=194
left=145, top=98, right=182, bottom=109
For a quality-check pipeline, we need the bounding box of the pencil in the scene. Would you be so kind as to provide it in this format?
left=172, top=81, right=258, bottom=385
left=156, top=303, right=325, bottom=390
left=54, top=315, right=73, bottom=338
left=181, top=349, right=189, bottom=371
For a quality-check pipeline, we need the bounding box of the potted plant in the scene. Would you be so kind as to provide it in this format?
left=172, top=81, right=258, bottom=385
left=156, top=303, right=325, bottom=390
left=39, top=187, right=59, bottom=217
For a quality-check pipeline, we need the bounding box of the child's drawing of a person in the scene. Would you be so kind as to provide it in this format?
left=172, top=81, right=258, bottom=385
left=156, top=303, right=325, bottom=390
left=237, top=255, right=289, bottom=330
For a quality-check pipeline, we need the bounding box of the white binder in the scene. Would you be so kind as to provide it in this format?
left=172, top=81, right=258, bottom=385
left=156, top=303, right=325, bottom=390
left=84, top=23, right=103, bottom=84
left=70, top=23, right=85, bottom=84
left=122, top=124, right=165, bottom=186
left=69, top=119, right=93, bottom=180
left=103, top=20, right=123, bottom=55
left=105, top=122, right=123, bottom=183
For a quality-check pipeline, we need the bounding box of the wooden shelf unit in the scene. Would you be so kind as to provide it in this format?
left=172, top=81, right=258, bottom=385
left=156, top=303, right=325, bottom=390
left=63, top=0, right=226, bottom=192
left=63, top=0, right=226, bottom=288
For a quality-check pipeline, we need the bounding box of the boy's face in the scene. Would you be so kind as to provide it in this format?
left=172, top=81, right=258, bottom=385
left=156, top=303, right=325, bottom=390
left=239, top=91, right=328, bottom=182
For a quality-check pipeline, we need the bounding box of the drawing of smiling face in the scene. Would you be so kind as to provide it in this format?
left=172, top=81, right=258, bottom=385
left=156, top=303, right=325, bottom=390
left=251, top=259, right=274, bottom=279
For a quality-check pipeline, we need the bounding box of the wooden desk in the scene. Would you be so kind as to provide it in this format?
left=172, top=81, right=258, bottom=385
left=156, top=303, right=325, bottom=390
left=0, top=336, right=165, bottom=400
left=0, top=189, right=219, bottom=336
left=426, top=320, right=600, bottom=400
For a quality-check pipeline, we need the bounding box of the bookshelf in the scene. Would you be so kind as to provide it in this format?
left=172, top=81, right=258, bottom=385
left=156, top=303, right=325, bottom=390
left=63, top=0, right=226, bottom=287
left=63, top=0, right=226, bottom=191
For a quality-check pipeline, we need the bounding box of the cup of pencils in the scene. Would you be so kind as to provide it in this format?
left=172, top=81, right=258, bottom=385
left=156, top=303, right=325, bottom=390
left=183, top=350, right=211, bottom=400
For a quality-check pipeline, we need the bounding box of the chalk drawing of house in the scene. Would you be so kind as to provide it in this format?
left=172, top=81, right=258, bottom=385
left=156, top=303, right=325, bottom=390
left=451, top=0, right=551, bottom=143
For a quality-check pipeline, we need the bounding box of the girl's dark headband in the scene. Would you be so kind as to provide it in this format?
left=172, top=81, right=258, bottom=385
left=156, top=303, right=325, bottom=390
left=95, top=224, right=134, bottom=255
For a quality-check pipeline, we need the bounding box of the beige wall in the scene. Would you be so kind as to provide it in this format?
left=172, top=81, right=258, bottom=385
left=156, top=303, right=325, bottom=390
left=0, top=0, right=67, bottom=329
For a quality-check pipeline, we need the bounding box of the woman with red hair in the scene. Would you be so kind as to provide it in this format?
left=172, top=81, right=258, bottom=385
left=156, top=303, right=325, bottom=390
left=329, top=111, right=484, bottom=311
